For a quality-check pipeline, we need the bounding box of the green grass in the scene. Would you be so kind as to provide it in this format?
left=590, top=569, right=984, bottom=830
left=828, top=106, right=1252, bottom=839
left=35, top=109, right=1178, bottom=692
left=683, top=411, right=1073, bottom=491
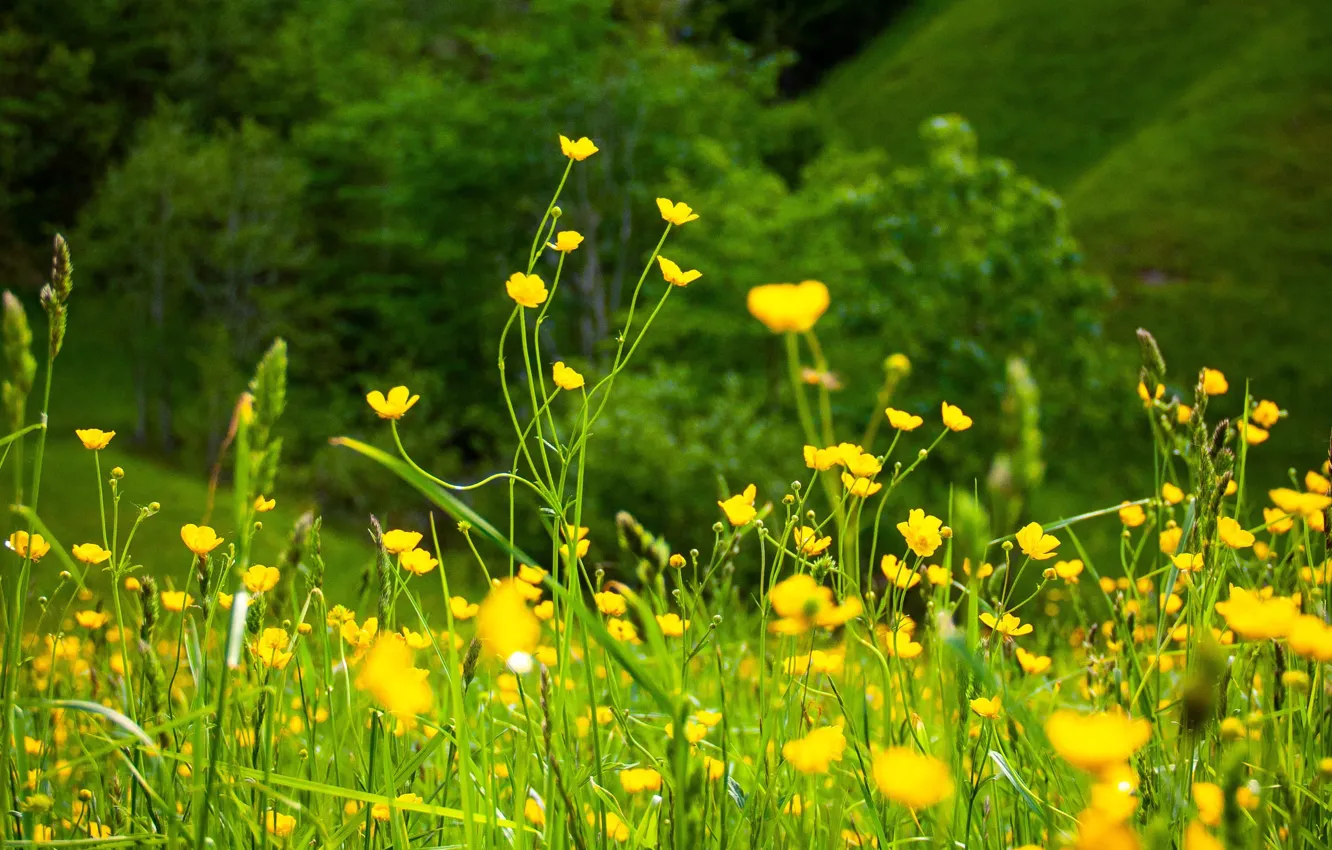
left=816, top=0, right=1332, bottom=484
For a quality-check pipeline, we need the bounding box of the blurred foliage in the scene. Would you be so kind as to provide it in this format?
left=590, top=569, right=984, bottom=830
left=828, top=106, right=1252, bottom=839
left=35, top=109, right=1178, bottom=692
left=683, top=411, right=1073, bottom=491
left=3, top=0, right=1138, bottom=549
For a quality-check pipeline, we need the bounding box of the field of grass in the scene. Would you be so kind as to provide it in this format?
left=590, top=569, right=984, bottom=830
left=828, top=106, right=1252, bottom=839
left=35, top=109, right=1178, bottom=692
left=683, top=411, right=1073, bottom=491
left=816, top=0, right=1332, bottom=487
left=2, top=143, right=1329, bottom=850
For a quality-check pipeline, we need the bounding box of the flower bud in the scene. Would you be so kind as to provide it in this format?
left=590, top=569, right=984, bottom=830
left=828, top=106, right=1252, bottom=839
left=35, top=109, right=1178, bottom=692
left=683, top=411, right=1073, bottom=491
left=111, top=466, right=125, bottom=479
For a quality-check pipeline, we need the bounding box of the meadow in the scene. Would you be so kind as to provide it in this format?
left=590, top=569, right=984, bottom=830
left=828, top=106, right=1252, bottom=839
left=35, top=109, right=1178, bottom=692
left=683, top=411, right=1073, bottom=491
left=2, top=136, right=1330, bottom=850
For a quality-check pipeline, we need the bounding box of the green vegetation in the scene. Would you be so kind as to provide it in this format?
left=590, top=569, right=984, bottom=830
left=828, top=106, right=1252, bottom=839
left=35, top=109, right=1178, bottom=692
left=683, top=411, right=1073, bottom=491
left=817, top=0, right=1332, bottom=486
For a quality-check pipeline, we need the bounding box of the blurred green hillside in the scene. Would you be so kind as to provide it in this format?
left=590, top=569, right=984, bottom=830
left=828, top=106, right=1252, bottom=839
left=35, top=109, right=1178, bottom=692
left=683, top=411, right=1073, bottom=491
left=817, top=0, right=1332, bottom=485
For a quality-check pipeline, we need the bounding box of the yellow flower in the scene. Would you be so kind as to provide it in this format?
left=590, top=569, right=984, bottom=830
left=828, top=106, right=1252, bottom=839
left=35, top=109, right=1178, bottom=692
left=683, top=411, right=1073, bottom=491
left=1214, top=586, right=1298, bottom=640
left=1263, top=507, right=1293, bottom=534
left=253, top=628, right=293, bottom=669
left=1054, top=559, right=1084, bottom=582
left=607, top=617, right=639, bottom=643
left=668, top=553, right=686, bottom=568
left=980, top=612, right=1033, bottom=638
left=619, top=767, right=663, bottom=794
left=1015, top=646, right=1051, bottom=675
left=450, top=596, right=478, bottom=620
left=768, top=574, right=832, bottom=632
left=74, top=610, right=111, bottom=630
left=872, top=747, right=953, bottom=809
left=589, top=809, right=631, bottom=842
left=524, top=798, right=546, bottom=826
left=926, top=563, right=951, bottom=586
left=518, top=564, right=547, bottom=584
left=1117, top=502, right=1146, bottom=528
left=656, top=256, right=701, bottom=287
left=400, top=626, right=431, bottom=650
left=265, top=811, right=296, bottom=837
left=1045, top=710, right=1151, bottom=775
left=1306, top=470, right=1331, bottom=494
left=802, top=444, right=839, bottom=470
left=550, top=230, right=584, bottom=252
left=881, top=555, right=921, bottom=589
left=1136, top=382, right=1164, bottom=408
left=655, top=197, right=699, bottom=226
left=1173, top=552, right=1205, bottom=572
left=180, top=524, right=222, bottom=556
left=75, top=428, right=115, bottom=450
left=1193, top=782, right=1224, bottom=826
left=341, top=617, right=379, bottom=648
left=551, top=361, right=585, bottom=391
left=1251, top=399, right=1280, bottom=428
left=1183, top=821, right=1222, bottom=850
left=506, top=272, right=548, bottom=308
left=7, top=530, right=50, bottom=561
left=559, top=135, right=599, bottom=161
left=560, top=525, right=591, bottom=561
left=746, top=281, right=829, bottom=333
left=718, top=484, right=758, bottom=526
left=1015, top=522, right=1059, bottom=560
left=399, top=548, right=438, bottom=576
left=1217, top=517, right=1254, bottom=548
left=703, top=756, right=726, bottom=781
left=694, top=709, right=722, bottom=727
left=1159, top=525, right=1182, bottom=555
left=841, top=471, right=882, bottom=498
left=1161, top=482, right=1184, bottom=505
left=970, top=696, right=1001, bottom=719
left=72, top=543, right=111, bottom=565
left=781, top=725, right=846, bottom=774
left=1237, top=421, right=1268, bottom=445
left=792, top=526, right=831, bottom=556
left=897, top=509, right=943, bottom=558
left=885, top=408, right=923, bottom=431
left=253, top=495, right=276, bottom=512
left=1270, top=487, right=1331, bottom=519
left=941, top=401, right=972, bottom=432
left=595, top=590, right=627, bottom=616
left=381, top=529, right=423, bottom=554
left=655, top=613, right=688, bottom=637
left=365, top=386, right=420, bottom=420
left=242, top=565, right=280, bottom=593
left=1177, top=404, right=1193, bottom=423
left=1201, top=368, right=1228, bottom=395
left=356, top=638, right=432, bottom=717
left=160, top=591, right=194, bottom=613
left=476, top=580, right=540, bottom=664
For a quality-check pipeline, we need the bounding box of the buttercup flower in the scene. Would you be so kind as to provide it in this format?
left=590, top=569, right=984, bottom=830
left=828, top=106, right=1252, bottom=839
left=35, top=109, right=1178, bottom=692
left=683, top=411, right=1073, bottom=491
left=366, top=386, right=420, bottom=419
left=885, top=407, right=923, bottom=431
left=655, top=613, right=688, bottom=637
left=1201, top=368, right=1228, bottom=395
left=1015, top=522, right=1059, bottom=560
left=7, top=531, right=50, bottom=561
left=382, top=529, right=423, bottom=554
left=72, top=543, right=111, bottom=565
left=75, top=429, right=115, bottom=450
left=476, top=580, right=540, bottom=664
left=552, top=361, right=585, bottom=391
left=550, top=230, right=584, bottom=253
left=718, top=484, right=758, bottom=526
left=1214, top=586, right=1297, bottom=640
left=1237, top=422, right=1268, bottom=445
left=881, top=555, right=921, bottom=589
left=1217, top=517, right=1254, bottom=548
left=897, top=509, right=943, bottom=558
left=657, top=256, right=701, bottom=287
left=1015, top=646, right=1051, bottom=674
left=746, top=281, right=829, bottom=333
left=980, top=612, right=1033, bottom=638
left=1054, top=559, right=1084, bottom=582
left=1118, top=502, right=1146, bottom=527
left=656, top=197, right=699, bottom=225
left=841, top=472, right=882, bottom=498
left=873, top=748, right=953, bottom=809
left=400, top=548, right=438, bottom=576
left=253, top=628, right=293, bottom=669
left=1045, top=710, right=1151, bottom=775
left=803, top=445, right=838, bottom=470
left=74, top=610, right=111, bottom=630
left=1193, top=783, right=1224, bottom=827
left=970, top=696, right=1001, bottom=719
left=1252, top=399, right=1280, bottom=428
left=254, top=495, right=276, bottom=512
left=793, top=526, right=831, bottom=556
left=266, top=811, right=296, bottom=837
left=559, top=135, right=598, bottom=161
left=506, top=272, right=548, bottom=308
left=450, top=596, right=479, bottom=620
left=941, top=402, right=972, bottom=432
left=161, top=591, right=194, bottom=613
left=1162, top=482, right=1184, bottom=505
left=782, top=725, right=846, bottom=774
left=561, top=525, right=591, bottom=560
left=242, top=564, right=280, bottom=594
left=619, top=767, right=663, bottom=794
left=356, top=637, right=432, bottom=717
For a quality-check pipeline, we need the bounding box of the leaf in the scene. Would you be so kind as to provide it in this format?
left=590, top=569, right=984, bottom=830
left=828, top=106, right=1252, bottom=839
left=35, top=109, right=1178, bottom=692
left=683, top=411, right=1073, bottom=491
left=987, top=749, right=1042, bottom=815
left=332, top=435, right=536, bottom=564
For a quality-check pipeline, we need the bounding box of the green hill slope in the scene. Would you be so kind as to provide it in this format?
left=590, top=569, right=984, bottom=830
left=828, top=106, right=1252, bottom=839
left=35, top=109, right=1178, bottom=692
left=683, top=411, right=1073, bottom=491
left=816, top=0, right=1332, bottom=484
